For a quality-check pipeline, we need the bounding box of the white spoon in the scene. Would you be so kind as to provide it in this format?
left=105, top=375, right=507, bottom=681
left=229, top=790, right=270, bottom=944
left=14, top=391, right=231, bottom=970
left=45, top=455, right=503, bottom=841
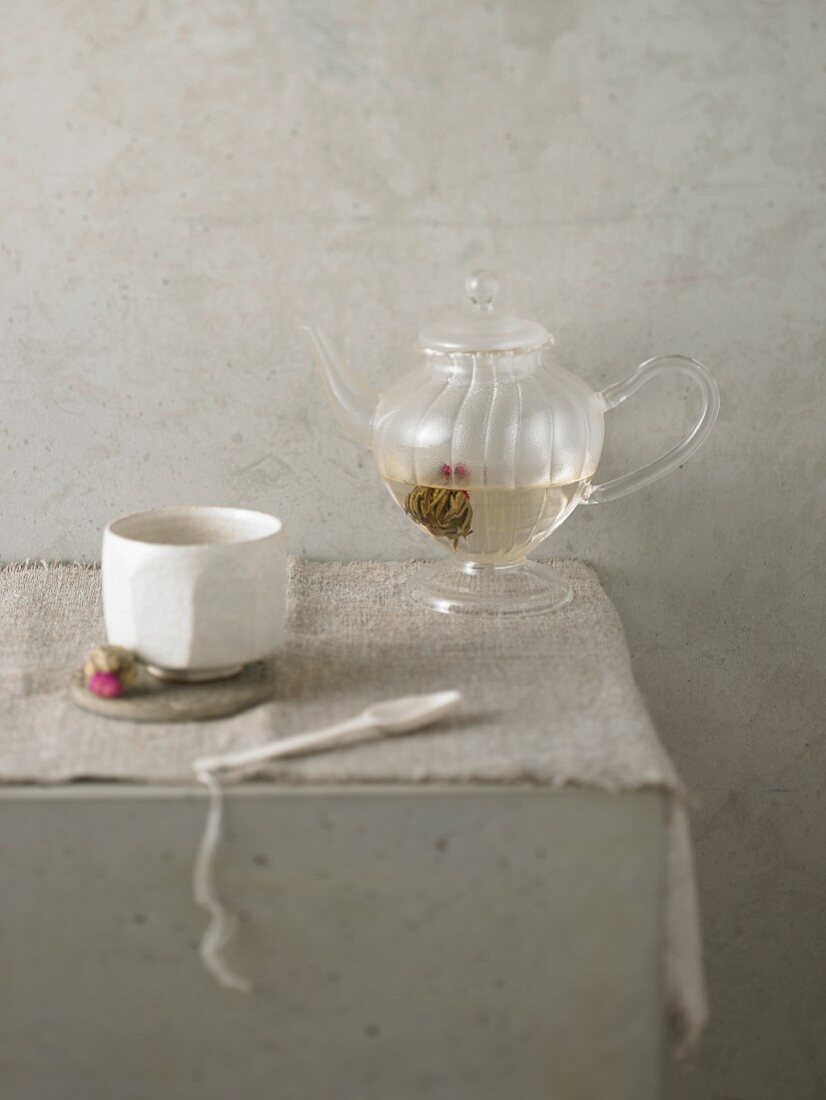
left=193, top=689, right=462, bottom=777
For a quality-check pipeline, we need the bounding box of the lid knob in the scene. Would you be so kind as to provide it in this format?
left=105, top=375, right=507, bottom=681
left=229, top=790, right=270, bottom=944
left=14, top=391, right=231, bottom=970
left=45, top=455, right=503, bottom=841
left=465, top=269, right=498, bottom=314
left=418, top=269, right=549, bottom=352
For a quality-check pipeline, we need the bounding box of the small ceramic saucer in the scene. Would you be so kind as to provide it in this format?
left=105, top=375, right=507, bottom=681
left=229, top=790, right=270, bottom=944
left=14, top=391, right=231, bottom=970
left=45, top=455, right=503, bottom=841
left=69, top=661, right=274, bottom=723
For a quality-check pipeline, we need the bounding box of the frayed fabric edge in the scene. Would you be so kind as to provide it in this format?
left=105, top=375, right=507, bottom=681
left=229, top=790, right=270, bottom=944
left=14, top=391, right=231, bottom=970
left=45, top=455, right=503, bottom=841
left=0, top=560, right=99, bottom=572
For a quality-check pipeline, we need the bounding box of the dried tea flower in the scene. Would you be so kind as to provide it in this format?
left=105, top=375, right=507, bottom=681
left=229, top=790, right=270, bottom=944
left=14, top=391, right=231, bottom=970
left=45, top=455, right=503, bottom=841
left=404, top=485, right=473, bottom=548
left=83, top=644, right=137, bottom=689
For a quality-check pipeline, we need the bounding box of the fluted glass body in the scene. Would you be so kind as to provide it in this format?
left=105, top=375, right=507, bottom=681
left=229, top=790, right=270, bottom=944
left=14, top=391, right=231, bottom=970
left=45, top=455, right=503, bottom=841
left=372, top=347, right=604, bottom=564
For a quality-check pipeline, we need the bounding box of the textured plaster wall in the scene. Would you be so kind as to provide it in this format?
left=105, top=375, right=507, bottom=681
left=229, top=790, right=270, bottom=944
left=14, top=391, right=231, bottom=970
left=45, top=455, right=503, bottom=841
left=1, top=1, right=824, bottom=1096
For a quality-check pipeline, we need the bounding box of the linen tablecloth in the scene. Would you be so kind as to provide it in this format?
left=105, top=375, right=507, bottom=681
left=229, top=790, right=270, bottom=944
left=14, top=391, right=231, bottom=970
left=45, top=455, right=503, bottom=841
left=0, top=558, right=706, bottom=1050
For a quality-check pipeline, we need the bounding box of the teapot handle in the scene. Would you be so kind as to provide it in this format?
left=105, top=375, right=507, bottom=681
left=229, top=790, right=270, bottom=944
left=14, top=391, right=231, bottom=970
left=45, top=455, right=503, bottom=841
left=583, top=355, right=720, bottom=505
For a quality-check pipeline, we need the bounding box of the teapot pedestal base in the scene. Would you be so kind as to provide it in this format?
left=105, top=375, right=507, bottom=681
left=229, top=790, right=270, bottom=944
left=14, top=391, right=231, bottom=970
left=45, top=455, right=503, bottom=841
left=406, top=559, right=573, bottom=617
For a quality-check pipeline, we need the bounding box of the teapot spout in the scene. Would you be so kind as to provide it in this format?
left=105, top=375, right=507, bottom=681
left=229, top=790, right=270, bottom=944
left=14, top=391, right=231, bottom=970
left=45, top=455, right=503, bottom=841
left=302, top=326, right=376, bottom=449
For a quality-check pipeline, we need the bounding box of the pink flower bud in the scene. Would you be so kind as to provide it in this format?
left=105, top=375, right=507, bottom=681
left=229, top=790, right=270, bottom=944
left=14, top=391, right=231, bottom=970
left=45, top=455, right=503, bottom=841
left=88, top=670, right=124, bottom=698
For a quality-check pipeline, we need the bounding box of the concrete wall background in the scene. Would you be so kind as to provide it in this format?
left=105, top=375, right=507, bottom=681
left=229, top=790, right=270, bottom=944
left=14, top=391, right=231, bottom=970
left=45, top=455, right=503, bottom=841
left=1, top=1, right=824, bottom=1096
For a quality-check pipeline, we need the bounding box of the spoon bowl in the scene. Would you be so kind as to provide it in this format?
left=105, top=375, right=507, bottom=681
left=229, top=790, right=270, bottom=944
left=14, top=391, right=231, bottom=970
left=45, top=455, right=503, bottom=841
left=365, top=689, right=462, bottom=733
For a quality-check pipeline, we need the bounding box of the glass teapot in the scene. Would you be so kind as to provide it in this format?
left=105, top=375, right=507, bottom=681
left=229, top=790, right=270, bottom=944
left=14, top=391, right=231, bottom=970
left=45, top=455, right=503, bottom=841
left=305, top=271, right=719, bottom=615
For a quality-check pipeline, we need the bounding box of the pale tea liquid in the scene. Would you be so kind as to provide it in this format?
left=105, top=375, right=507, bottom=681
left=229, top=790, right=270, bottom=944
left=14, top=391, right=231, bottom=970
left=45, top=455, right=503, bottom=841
left=383, top=478, right=589, bottom=565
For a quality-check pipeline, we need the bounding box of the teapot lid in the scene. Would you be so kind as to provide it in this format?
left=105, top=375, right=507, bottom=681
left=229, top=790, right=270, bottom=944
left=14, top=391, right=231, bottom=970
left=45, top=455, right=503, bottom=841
left=418, top=270, right=550, bottom=353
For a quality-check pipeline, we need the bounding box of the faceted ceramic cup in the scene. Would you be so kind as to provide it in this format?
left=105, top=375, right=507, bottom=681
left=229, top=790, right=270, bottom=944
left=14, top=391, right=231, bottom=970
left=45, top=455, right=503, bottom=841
left=102, top=506, right=286, bottom=681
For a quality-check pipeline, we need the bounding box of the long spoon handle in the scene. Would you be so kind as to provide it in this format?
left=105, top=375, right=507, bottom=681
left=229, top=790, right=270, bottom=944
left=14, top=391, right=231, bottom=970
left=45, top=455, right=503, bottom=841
left=194, top=714, right=374, bottom=775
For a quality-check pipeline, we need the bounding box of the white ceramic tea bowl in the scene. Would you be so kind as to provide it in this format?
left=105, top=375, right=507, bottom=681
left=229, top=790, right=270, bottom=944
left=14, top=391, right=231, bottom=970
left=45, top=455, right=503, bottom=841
left=102, top=506, right=286, bottom=681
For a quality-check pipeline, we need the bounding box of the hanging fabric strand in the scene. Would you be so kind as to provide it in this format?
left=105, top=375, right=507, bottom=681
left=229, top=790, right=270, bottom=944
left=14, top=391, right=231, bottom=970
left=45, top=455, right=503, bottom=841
left=192, top=768, right=253, bottom=994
